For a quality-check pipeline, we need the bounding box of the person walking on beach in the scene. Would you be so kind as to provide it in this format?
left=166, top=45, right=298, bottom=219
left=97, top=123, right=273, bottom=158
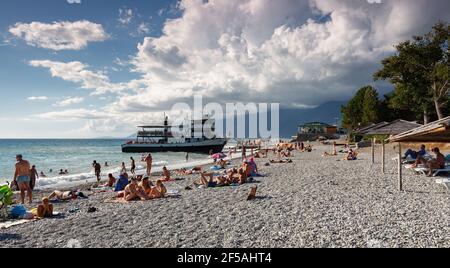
left=130, top=157, right=136, bottom=175
left=13, top=154, right=33, bottom=204
left=29, top=165, right=39, bottom=190
left=186, top=152, right=189, bottom=163
left=120, top=162, right=127, bottom=175
left=93, top=161, right=101, bottom=183
left=242, top=145, right=247, bottom=161
left=144, top=154, right=153, bottom=176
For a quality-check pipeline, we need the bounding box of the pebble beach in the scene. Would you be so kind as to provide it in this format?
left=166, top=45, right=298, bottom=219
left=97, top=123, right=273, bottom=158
left=1, top=144, right=449, bottom=248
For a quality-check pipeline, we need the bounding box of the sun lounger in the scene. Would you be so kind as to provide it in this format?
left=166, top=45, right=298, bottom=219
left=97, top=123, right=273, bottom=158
left=411, top=165, right=450, bottom=177
left=436, top=178, right=450, bottom=192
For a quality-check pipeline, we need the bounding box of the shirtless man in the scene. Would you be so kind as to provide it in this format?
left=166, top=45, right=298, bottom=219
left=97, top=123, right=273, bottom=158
left=93, top=161, right=101, bottom=182
left=30, top=165, right=39, bottom=190
left=13, top=154, right=33, bottom=204
left=144, top=154, right=153, bottom=176
left=130, top=157, right=136, bottom=175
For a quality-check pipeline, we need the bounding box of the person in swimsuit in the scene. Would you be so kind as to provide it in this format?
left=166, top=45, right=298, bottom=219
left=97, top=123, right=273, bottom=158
left=130, top=157, right=136, bottom=176
left=47, top=190, right=86, bottom=201
left=139, top=177, right=154, bottom=195
left=161, top=166, right=171, bottom=181
left=413, top=147, right=446, bottom=176
left=149, top=180, right=167, bottom=199
left=29, top=165, right=39, bottom=190
left=93, top=161, right=101, bottom=182
left=104, top=173, right=116, bottom=188
left=144, top=154, right=153, bottom=176
left=123, top=178, right=149, bottom=201
left=13, top=154, right=32, bottom=204
left=36, top=197, right=54, bottom=218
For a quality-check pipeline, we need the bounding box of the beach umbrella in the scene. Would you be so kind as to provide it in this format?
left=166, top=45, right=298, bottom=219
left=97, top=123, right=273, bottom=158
left=212, top=153, right=226, bottom=159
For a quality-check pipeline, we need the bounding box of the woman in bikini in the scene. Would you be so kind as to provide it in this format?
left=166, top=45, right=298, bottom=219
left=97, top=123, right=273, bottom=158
left=161, top=166, right=171, bottom=181
left=149, top=180, right=167, bottom=199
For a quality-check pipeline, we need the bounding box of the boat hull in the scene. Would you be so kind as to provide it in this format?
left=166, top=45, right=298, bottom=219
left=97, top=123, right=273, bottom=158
left=121, top=139, right=228, bottom=154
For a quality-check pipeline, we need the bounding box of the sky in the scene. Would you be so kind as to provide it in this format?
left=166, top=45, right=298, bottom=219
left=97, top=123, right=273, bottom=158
left=1, top=0, right=450, bottom=138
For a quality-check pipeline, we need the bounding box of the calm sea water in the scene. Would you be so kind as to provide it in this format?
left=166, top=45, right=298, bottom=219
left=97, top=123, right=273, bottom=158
left=0, top=139, right=213, bottom=188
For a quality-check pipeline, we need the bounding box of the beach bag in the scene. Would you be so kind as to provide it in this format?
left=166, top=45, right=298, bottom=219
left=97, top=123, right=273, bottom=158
left=0, top=185, right=14, bottom=208
left=10, top=205, right=27, bottom=219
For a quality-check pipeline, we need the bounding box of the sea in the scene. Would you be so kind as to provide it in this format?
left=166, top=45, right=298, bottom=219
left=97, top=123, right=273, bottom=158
left=0, top=139, right=233, bottom=189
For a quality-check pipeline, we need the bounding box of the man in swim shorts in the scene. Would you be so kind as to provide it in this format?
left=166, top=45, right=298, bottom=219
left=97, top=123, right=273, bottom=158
left=13, top=154, right=33, bottom=204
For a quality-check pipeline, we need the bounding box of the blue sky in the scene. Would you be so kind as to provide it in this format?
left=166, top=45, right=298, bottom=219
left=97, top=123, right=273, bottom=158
left=0, top=0, right=179, bottom=138
left=1, top=0, right=449, bottom=138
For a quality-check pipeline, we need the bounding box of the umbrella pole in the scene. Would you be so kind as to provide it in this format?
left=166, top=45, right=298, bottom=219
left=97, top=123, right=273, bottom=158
left=398, top=142, right=403, bottom=191
left=382, top=140, right=385, bottom=174
left=371, top=137, right=375, bottom=164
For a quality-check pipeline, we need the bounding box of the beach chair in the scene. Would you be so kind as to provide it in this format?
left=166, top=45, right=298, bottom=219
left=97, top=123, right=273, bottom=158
left=436, top=178, right=450, bottom=192
left=412, top=165, right=450, bottom=177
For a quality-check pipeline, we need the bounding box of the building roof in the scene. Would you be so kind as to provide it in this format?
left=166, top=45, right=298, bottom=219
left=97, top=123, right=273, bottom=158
left=390, top=116, right=450, bottom=143
left=360, top=120, right=422, bottom=136
left=356, top=122, right=389, bottom=135
left=299, top=122, right=332, bottom=127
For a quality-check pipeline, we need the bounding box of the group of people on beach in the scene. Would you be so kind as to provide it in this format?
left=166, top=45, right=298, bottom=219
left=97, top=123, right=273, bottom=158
left=405, top=145, right=447, bottom=176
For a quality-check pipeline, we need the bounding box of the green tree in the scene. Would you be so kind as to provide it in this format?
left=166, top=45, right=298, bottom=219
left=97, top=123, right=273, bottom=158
left=374, top=22, right=450, bottom=123
left=341, top=86, right=381, bottom=130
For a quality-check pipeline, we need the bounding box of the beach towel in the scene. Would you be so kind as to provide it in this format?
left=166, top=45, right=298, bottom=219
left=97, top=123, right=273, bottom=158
left=0, top=219, right=37, bottom=230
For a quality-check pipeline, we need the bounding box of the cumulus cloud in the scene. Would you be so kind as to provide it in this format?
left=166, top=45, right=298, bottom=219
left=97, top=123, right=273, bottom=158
left=9, top=20, right=108, bottom=50
left=67, top=0, right=81, bottom=4
left=29, top=60, right=144, bottom=95
left=112, top=0, right=450, bottom=114
left=53, top=97, right=84, bottom=107
left=29, top=0, right=450, bottom=136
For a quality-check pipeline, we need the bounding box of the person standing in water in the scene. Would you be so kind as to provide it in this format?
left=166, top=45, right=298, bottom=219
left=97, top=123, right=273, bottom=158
left=144, top=154, right=153, bottom=176
left=29, top=165, right=39, bottom=190
left=186, top=153, right=189, bottom=163
left=93, top=161, right=101, bottom=183
left=130, top=157, right=136, bottom=176
left=13, top=154, right=33, bottom=204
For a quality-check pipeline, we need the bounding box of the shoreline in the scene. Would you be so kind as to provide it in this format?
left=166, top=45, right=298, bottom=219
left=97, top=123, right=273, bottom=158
left=2, top=143, right=449, bottom=248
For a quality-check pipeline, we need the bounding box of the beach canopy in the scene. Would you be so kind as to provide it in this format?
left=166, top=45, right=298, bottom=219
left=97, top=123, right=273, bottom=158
left=390, top=116, right=450, bottom=143
left=389, top=116, right=450, bottom=191
left=359, top=120, right=422, bottom=136
left=356, top=122, right=388, bottom=135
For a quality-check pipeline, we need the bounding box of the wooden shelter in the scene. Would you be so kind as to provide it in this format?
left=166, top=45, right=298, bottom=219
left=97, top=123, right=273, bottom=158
left=361, top=120, right=422, bottom=170
left=390, top=117, right=450, bottom=191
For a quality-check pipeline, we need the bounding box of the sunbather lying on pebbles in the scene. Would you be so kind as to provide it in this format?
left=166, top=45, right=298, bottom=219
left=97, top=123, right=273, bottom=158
left=47, top=190, right=87, bottom=201
left=177, top=166, right=203, bottom=175
left=344, top=149, right=358, bottom=161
